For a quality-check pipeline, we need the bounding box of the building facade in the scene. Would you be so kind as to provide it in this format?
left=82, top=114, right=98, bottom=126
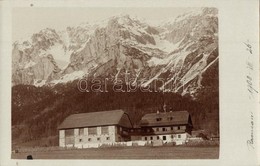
left=138, top=111, right=193, bottom=145
left=58, top=110, right=132, bottom=148
left=58, top=110, right=193, bottom=148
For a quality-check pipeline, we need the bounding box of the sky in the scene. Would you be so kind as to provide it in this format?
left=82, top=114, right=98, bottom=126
left=12, top=7, right=194, bottom=41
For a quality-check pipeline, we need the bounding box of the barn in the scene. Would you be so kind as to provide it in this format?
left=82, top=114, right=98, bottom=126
left=58, top=110, right=133, bottom=148
left=139, top=110, right=193, bottom=145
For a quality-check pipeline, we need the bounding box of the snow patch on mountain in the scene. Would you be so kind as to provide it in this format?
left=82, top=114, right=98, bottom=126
left=114, top=68, right=121, bottom=83
left=141, top=35, right=178, bottom=53
left=59, top=30, right=71, bottom=48
left=24, top=60, right=36, bottom=69
left=34, top=79, right=47, bottom=87
left=38, top=43, right=72, bottom=68
left=174, top=9, right=203, bottom=22
left=50, top=71, right=85, bottom=85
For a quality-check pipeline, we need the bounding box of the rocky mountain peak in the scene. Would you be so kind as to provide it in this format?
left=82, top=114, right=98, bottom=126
left=31, top=28, right=62, bottom=50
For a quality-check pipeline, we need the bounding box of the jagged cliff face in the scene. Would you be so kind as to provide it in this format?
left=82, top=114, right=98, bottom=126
left=12, top=8, right=218, bottom=97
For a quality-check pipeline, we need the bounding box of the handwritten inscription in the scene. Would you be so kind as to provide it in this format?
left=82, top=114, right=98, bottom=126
left=247, top=112, right=254, bottom=150
left=244, top=42, right=253, bottom=54
left=244, top=40, right=257, bottom=151
left=244, top=41, right=258, bottom=99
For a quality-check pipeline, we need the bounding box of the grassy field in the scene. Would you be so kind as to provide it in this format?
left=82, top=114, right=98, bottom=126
left=12, top=146, right=219, bottom=159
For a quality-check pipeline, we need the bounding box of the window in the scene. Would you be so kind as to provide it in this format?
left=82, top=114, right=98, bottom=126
left=150, top=136, right=153, bottom=140
left=79, top=128, right=84, bottom=135
left=79, top=138, right=82, bottom=142
left=163, top=136, right=166, bottom=140
left=88, top=138, right=91, bottom=142
left=101, top=126, right=109, bottom=134
left=65, top=129, right=74, bottom=136
left=106, top=137, right=110, bottom=140
left=157, top=136, right=160, bottom=140
left=162, top=128, right=166, bottom=131
left=156, top=128, right=159, bottom=132
left=97, top=137, right=100, bottom=141
left=178, top=134, right=181, bottom=138
left=171, top=135, right=174, bottom=139
left=178, top=126, right=180, bottom=130
left=65, top=129, right=74, bottom=144
left=88, top=127, right=97, bottom=135
left=145, top=137, right=147, bottom=140
left=156, top=118, right=162, bottom=121
left=171, top=127, right=173, bottom=130
left=65, top=137, right=74, bottom=144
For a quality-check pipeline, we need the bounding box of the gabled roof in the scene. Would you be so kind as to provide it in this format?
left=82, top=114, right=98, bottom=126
left=140, top=110, right=192, bottom=127
left=58, top=110, right=132, bottom=129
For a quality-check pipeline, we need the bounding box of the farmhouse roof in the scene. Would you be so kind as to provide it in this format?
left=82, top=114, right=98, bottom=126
left=58, top=110, right=132, bottom=129
left=140, top=110, right=192, bottom=127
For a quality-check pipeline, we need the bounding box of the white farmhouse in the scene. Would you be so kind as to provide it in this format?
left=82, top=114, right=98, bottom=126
left=58, top=110, right=133, bottom=148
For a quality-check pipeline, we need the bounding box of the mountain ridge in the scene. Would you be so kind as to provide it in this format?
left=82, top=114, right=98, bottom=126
left=12, top=7, right=218, bottom=98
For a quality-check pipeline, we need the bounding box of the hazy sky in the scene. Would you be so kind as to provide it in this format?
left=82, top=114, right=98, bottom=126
left=12, top=7, right=193, bottom=41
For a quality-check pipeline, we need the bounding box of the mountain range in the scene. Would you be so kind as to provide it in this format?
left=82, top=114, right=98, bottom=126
left=12, top=8, right=218, bottom=98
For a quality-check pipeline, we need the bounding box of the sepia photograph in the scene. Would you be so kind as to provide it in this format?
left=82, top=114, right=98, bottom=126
left=10, top=7, right=220, bottom=159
